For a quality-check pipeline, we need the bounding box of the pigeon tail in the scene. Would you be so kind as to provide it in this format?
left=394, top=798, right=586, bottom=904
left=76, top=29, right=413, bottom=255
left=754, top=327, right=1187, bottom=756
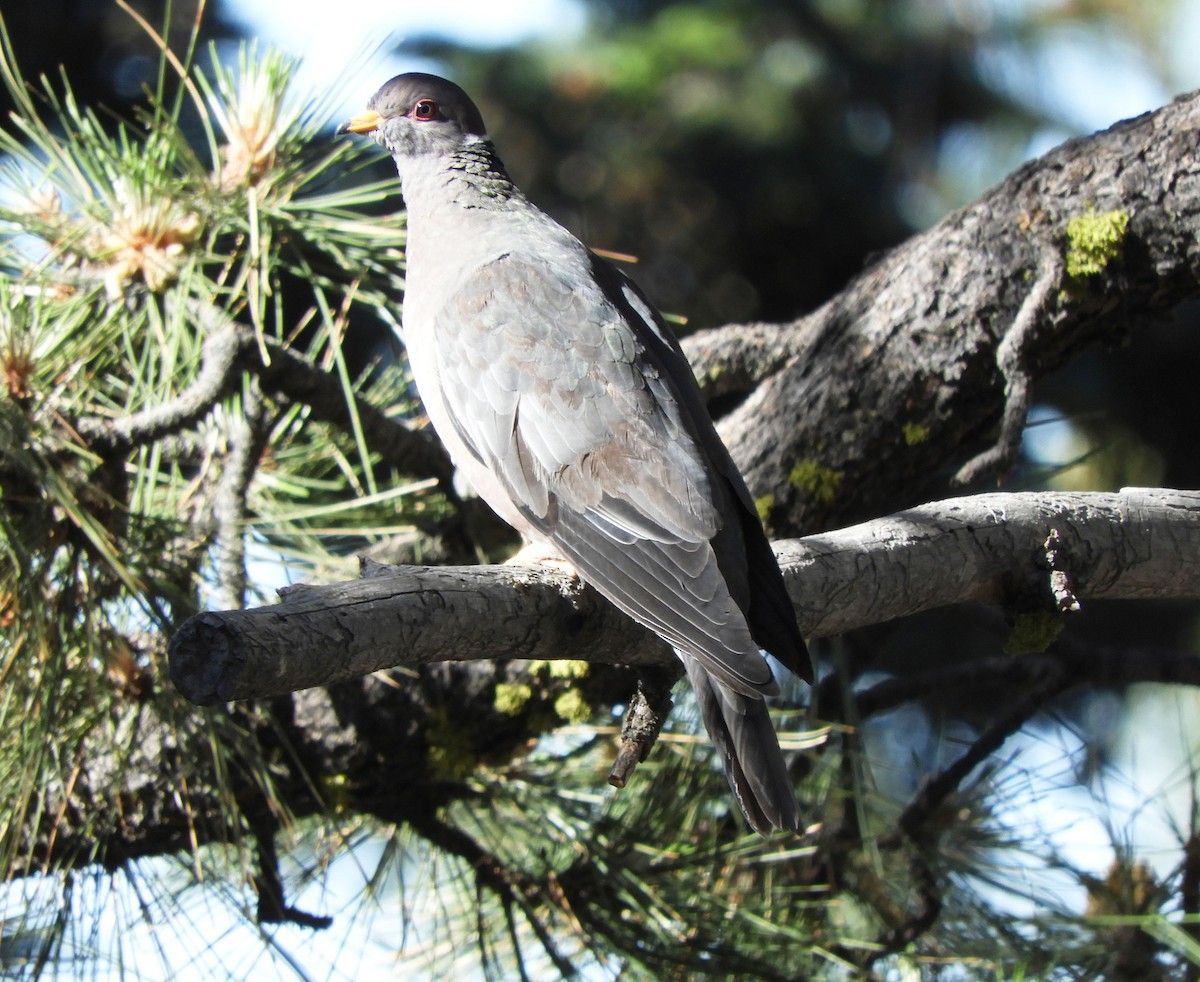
left=681, top=653, right=801, bottom=835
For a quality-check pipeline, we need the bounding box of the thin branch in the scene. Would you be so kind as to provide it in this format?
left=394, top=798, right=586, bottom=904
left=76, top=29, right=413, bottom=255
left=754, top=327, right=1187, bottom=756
left=251, top=811, right=332, bottom=930
left=891, top=664, right=1071, bottom=841
left=410, top=811, right=577, bottom=980
left=857, top=660, right=1071, bottom=965
left=822, top=641, right=1200, bottom=724
left=608, top=669, right=678, bottom=789
left=74, top=315, right=453, bottom=484
left=75, top=322, right=244, bottom=448
left=248, top=326, right=453, bottom=485
left=866, top=852, right=943, bottom=969
left=212, top=380, right=270, bottom=610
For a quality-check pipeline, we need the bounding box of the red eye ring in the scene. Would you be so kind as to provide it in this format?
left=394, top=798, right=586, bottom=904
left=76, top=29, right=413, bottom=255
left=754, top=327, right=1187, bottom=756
left=412, top=99, right=439, bottom=121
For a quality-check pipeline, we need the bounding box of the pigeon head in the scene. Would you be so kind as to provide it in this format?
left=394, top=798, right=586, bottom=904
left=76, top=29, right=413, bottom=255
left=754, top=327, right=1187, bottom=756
left=337, top=73, right=488, bottom=159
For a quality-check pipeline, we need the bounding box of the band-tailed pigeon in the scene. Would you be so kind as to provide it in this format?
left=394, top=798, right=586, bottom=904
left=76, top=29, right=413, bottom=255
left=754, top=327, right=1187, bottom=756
left=338, top=74, right=811, bottom=834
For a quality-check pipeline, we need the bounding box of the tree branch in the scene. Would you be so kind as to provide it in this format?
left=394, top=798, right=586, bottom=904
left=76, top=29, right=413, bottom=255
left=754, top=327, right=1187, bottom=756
left=74, top=313, right=453, bottom=484
left=681, top=91, right=1200, bottom=533
left=785, top=487, right=1200, bottom=638
left=891, top=664, right=1071, bottom=842
left=75, top=323, right=245, bottom=448
left=169, top=488, right=1200, bottom=705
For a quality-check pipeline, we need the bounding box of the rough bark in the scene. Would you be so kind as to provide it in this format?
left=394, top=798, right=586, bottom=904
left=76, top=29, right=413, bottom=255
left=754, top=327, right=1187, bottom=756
left=683, top=90, right=1200, bottom=533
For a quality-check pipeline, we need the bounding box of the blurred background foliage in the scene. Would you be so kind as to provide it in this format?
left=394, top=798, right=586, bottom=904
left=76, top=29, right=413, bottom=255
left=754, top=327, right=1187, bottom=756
left=2, top=0, right=1200, bottom=978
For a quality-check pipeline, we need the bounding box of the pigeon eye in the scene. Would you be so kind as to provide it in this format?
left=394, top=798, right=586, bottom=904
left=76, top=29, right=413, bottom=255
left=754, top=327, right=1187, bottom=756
left=412, top=99, right=439, bottom=121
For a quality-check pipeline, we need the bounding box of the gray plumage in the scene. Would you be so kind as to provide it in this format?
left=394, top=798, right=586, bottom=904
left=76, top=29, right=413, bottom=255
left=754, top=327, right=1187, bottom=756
left=338, top=73, right=811, bottom=834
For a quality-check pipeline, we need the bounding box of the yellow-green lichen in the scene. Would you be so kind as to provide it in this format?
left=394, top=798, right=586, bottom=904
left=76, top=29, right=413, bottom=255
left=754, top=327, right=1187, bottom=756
left=1003, top=611, right=1064, bottom=655
left=425, top=707, right=479, bottom=780
left=527, top=659, right=590, bottom=679
left=788, top=460, right=843, bottom=504
left=554, top=689, right=592, bottom=724
left=698, top=364, right=724, bottom=390
left=755, top=494, right=776, bottom=523
left=1064, top=209, right=1129, bottom=279
left=494, top=682, right=533, bottom=715
left=902, top=422, right=930, bottom=446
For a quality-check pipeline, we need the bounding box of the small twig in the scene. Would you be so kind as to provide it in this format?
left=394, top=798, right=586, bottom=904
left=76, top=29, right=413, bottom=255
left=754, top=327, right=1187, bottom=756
left=854, top=659, right=1071, bottom=965
left=251, top=812, right=332, bottom=930
left=75, top=311, right=453, bottom=483
left=822, top=641, right=1200, bottom=726
left=609, top=670, right=678, bottom=788
left=213, top=381, right=271, bottom=610
left=499, top=890, right=533, bottom=982
left=954, top=248, right=1063, bottom=485
left=411, top=812, right=577, bottom=980
left=76, top=325, right=243, bottom=449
